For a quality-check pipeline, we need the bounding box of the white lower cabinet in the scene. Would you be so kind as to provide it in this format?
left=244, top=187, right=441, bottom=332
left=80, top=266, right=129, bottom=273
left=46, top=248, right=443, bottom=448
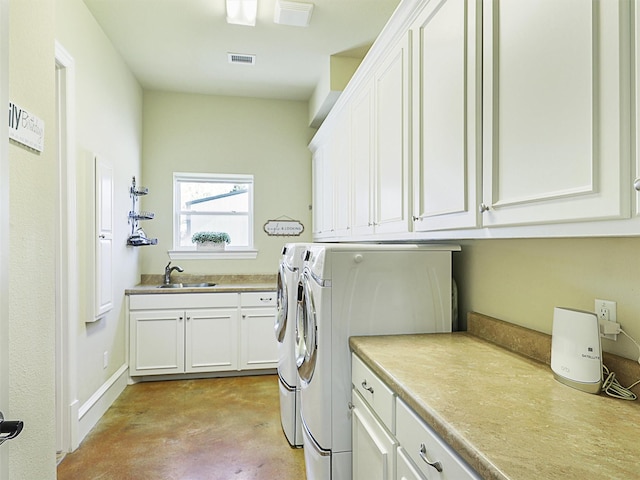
left=352, top=391, right=397, bottom=480
left=397, top=446, right=426, bottom=480
left=239, top=292, right=278, bottom=370
left=352, top=353, right=480, bottom=480
left=129, top=292, right=276, bottom=377
left=395, top=398, right=480, bottom=480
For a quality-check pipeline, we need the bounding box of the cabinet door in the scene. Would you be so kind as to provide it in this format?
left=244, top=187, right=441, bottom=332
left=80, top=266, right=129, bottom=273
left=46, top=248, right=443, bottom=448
left=481, top=0, right=631, bottom=227
left=412, top=0, right=480, bottom=231
left=352, top=391, right=397, bottom=480
left=239, top=305, right=278, bottom=370
left=185, top=308, right=238, bottom=373
left=374, top=32, right=412, bottom=235
left=94, top=155, right=113, bottom=320
left=130, top=310, right=184, bottom=376
left=332, top=110, right=352, bottom=237
left=312, top=141, right=333, bottom=238
left=351, top=81, right=375, bottom=236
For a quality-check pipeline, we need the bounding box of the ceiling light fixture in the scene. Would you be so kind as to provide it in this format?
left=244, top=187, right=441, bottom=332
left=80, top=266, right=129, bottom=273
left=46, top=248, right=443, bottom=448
left=226, top=0, right=258, bottom=26
left=274, top=0, right=314, bottom=27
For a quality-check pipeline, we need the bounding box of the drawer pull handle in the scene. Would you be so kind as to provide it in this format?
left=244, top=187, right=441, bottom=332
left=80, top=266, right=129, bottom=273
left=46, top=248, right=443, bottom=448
left=419, top=443, right=443, bottom=472
left=260, top=297, right=273, bottom=302
left=361, top=380, right=374, bottom=394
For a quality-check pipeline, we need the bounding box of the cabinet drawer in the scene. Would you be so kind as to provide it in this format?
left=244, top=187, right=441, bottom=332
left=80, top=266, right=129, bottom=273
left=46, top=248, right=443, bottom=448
left=240, top=291, right=276, bottom=307
left=396, top=398, right=480, bottom=480
left=352, top=353, right=395, bottom=433
left=129, top=293, right=238, bottom=310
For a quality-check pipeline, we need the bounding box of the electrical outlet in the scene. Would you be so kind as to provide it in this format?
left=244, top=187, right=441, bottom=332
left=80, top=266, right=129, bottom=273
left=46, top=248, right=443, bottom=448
left=595, top=299, right=618, bottom=340
left=103, top=351, right=109, bottom=369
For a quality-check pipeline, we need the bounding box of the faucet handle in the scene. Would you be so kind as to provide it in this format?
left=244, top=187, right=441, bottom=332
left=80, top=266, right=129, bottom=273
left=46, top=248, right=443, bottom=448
left=165, top=261, right=172, bottom=270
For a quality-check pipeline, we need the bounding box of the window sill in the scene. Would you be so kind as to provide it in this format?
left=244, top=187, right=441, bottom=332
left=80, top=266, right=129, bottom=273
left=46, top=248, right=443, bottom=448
left=168, top=249, right=258, bottom=260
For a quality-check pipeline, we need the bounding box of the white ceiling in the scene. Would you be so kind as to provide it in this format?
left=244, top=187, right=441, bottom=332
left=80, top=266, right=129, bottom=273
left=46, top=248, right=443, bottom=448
left=83, top=0, right=401, bottom=101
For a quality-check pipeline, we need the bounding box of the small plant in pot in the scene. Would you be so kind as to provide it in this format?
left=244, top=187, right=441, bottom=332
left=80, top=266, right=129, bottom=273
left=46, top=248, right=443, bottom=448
left=191, top=231, right=231, bottom=251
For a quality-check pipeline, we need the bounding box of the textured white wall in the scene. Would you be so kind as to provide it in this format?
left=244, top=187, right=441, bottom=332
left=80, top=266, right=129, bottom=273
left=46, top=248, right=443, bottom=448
left=140, top=91, right=314, bottom=276
left=8, top=0, right=57, bottom=477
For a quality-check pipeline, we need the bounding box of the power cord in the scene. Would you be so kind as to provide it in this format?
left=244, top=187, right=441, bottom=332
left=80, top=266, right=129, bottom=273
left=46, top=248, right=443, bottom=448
left=601, top=327, right=640, bottom=401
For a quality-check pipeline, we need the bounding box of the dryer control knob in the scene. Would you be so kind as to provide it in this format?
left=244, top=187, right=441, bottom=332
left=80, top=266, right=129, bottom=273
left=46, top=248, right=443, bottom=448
left=354, top=254, right=364, bottom=263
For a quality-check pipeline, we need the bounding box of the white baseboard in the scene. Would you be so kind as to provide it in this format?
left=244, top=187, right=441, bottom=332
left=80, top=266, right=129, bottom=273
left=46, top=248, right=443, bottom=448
left=77, top=364, right=129, bottom=444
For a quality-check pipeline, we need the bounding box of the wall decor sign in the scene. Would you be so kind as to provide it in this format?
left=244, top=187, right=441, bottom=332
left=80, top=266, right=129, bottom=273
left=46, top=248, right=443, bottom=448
left=8, top=101, right=45, bottom=152
left=263, top=218, right=304, bottom=236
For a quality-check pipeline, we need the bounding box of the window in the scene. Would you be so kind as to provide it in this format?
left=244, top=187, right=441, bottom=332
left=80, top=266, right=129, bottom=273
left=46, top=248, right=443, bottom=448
left=172, top=172, right=255, bottom=258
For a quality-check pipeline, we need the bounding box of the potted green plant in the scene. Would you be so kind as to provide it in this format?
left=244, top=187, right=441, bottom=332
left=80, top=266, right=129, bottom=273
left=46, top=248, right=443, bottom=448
left=191, top=231, right=231, bottom=251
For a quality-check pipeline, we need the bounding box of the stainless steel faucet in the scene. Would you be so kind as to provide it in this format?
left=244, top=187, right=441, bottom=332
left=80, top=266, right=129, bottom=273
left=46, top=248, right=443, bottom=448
left=164, top=261, right=184, bottom=285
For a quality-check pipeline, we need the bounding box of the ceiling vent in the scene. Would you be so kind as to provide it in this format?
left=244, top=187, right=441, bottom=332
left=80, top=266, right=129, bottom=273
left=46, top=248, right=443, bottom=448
left=228, top=53, right=256, bottom=65
left=274, top=0, right=314, bottom=27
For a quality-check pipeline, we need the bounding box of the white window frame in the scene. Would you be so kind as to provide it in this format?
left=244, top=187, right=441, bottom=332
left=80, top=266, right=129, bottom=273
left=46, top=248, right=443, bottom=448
left=168, top=172, right=258, bottom=260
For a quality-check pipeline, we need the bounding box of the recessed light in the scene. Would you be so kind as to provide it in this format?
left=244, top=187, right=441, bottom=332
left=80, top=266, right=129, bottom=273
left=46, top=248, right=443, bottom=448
left=274, top=0, right=314, bottom=27
left=226, top=0, right=258, bottom=26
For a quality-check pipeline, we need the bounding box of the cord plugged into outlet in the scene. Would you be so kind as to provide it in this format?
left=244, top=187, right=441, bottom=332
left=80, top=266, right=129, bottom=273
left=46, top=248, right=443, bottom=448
left=595, top=299, right=619, bottom=341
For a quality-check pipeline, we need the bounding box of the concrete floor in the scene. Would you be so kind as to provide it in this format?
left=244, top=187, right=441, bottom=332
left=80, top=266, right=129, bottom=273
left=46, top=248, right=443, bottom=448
left=57, top=375, right=306, bottom=480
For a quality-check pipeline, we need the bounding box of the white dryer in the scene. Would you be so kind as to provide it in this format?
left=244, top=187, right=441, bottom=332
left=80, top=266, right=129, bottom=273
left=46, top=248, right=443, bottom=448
left=296, top=243, right=460, bottom=480
left=275, top=243, right=310, bottom=447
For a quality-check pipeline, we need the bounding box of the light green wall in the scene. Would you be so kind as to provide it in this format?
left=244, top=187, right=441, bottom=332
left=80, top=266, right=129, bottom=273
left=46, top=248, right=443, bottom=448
left=56, top=0, right=143, bottom=407
left=453, top=237, right=640, bottom=361
left=140, top=91, right=314, bottom=276
left=8, top=0, right=56, bottom=477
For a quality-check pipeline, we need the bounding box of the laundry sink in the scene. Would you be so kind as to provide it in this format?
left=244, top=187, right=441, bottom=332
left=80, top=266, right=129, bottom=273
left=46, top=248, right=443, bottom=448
left=157, top=282, right=217, bottom=289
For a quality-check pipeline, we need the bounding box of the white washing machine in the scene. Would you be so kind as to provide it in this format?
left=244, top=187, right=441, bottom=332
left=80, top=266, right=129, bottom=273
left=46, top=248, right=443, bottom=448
left=296, top=243, right=460, bottom=480
left=275, top=243, right=310, bottom=447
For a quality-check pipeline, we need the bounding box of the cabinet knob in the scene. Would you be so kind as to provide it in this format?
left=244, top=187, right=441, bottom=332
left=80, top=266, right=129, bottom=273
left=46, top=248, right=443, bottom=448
left=634, top=178, right=640, bottom=191
left=479, top=203, right=490, bottom=213
left=419, top=443, right=443, bottom=472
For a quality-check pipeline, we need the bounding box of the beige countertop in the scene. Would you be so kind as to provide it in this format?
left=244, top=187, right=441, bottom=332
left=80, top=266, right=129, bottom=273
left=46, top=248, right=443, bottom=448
left=125, top=274, right=276, bottom=295
left=350, top=330, right=640, bottom=480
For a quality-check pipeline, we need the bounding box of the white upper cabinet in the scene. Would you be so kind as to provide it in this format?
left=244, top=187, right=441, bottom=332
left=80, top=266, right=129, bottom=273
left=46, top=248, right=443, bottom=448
left=311, top=139, right=332, bottom=238
left=373, top=32, right=412, bottom=235
left=351, top=81, right=375, bottom=237
left=481, top=0, right=631, bottom=227
left=331, top=110, right=352, bottom=237
left=309, top=0, right=635, bottom=240
left=411, top=0, right=481, bottom=231
left=350, top=32, right=412, bottom=239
